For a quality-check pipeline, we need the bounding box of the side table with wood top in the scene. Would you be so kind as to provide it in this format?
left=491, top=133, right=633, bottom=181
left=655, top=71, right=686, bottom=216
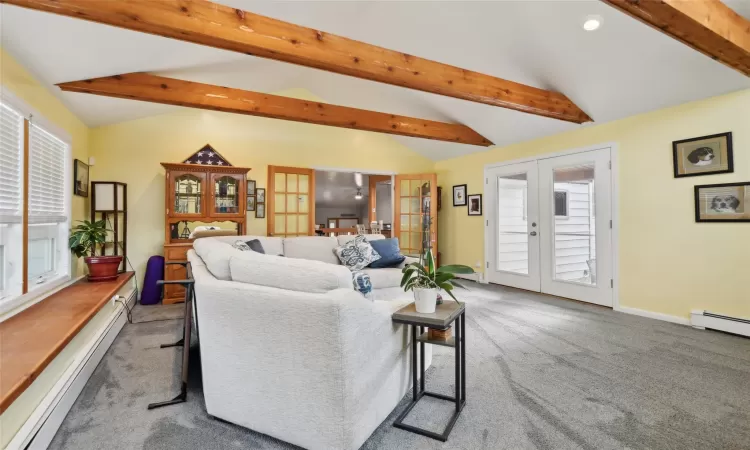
left=391, top=301, right=466, bottom=442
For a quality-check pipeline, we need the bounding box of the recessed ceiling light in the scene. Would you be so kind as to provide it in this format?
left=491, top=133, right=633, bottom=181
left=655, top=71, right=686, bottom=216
left=583, top=15, right=603, bottom=31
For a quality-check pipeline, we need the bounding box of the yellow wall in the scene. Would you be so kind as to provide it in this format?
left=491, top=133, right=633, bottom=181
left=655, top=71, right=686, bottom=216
left=437, top=89, right=750, bottom=320
left=0, top=48, right=93, bottom=448
left=89, top=89, right=434, bottom=280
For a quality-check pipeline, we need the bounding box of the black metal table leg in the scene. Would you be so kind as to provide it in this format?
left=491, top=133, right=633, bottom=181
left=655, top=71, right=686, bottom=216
left=419, top=325, right=425, bottom=394
left=149, top=272, right=194, bottom=410
left=461, top=312, right=466, bottom=403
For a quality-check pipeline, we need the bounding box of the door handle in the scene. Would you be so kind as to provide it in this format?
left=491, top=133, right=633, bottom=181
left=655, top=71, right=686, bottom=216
left=529, top=231, right=537, bottom=236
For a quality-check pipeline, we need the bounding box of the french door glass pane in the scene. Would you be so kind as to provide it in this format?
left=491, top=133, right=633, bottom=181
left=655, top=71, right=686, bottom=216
left=552, top=164, right=596, bottom=285
left=399, top=178, right=432, bottom=257
left=496, top=173, right=529, bottom=274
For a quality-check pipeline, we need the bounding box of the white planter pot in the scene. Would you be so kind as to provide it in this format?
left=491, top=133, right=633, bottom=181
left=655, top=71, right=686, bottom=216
left=414, top=288, right=438, bottom=313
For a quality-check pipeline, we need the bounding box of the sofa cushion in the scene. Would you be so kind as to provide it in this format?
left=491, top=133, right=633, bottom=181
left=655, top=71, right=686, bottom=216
left=368, top=238, right=406, bottom=268
left=361, top=267, right=403, bottom=289
left=336, top=234, right=385, bottom=246
left=283, top=236, right=340, bottom=265
left=230, top=249, right=353, bottom=293
left=192, top=238, right=240, bottom=281
left=333, top=235, right=381, bottom=271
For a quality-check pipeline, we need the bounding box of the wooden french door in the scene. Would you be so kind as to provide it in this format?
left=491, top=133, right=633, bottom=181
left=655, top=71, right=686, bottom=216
left=267, top=166, right=315, bottom=237
left=394, top=174, right=438, bottom=258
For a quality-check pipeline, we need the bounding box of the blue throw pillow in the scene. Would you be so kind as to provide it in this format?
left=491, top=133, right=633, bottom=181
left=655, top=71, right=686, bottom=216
left=368, top=238, right=406, bottom=268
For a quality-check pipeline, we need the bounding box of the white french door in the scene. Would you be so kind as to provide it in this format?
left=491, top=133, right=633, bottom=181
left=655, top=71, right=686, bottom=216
left=485, top=161, right=541, bottom=291
left=486, top=148, right=613, bottom=306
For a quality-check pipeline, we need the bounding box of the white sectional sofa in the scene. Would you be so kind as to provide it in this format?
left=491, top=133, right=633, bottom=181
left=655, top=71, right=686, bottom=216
left=188, top=234, right=430, bottom=450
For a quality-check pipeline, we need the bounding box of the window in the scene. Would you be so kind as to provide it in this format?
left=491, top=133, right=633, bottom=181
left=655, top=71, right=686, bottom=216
left=0, top=94, right=71, bottom=314
left=554, top=190, right=569, bottom=218
left=0, top=103, right=24, bottom=301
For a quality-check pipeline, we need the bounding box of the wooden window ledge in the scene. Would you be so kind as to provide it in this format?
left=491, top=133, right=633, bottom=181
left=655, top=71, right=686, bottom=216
left=0, top=272, right=134, bottom=413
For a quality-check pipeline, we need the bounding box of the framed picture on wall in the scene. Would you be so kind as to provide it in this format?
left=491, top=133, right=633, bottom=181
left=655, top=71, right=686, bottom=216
left=247, top=179, right=256, bottom=195
left=247, top=196, right=256, bottom=211
left=453, top=184, right=467, bottom=206
left=256, top=188, right=266, bottom=204
left=468, top=194, right=482, bottom=216
left=673, top=132, right=733, bottom=178
left=256, top=203, right=266, bottom=219
left=694, top=182, right=750, bottom=222
left=73, top=159, right=89, bottom=197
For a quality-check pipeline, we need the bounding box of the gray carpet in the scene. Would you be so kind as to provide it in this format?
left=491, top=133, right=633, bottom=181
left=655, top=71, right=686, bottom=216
left=50, top=283, right=750, bottom=449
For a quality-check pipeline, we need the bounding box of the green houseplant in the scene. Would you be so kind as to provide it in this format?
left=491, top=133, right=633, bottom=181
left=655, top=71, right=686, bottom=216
left=400, top=249, right=474, bottom=313
left=69, top=219, right=122, bottom=282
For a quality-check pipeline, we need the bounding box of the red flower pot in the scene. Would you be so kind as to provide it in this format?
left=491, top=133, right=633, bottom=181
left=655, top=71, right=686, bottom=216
left=84, top=255, right=123, bottom=282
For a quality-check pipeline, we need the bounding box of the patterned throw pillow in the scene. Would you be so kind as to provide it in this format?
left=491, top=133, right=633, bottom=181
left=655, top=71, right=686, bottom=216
left=233, top=240, right=252, bottom=251
left=333, top=235, right=381, bottom=271
left=352, top=271, right=373, bottom=299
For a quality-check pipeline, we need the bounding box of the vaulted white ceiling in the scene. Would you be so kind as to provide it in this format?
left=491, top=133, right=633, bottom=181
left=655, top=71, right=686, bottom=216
left=2, top=1, right=749, bottom=161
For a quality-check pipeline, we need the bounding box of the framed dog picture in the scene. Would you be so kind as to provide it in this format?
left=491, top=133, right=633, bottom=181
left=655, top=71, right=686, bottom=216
left=468, top=194, right=482, bottom=216
left=453, top=184, right=467, bottom=206
left=694, top=182, right=750, bottom=222
left=673, top=132, right=733, bottom=178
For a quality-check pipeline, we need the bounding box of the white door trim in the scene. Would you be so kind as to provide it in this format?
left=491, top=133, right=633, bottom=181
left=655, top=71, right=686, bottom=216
left=483, top=142, right=620, bottom=308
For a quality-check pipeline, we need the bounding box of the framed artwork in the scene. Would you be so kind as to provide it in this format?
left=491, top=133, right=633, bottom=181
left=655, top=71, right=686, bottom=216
left=256, top=203, right=266, bottom=219
left=437, top=186, right=442, bottom=211
left=453, top=184, right=467, bottom=206
left=694, top=182, right=750, bottom=222
left=256, top=188, right=266, bottom=204
left=73, top=159, right=89, bottom=197
left=468, top=194, right=482, bottom=216
left=673, top=132, right=733, bottom=178
left=247, top=196, right=256, bottom=211
left=247, top=179, right=256, bottom=195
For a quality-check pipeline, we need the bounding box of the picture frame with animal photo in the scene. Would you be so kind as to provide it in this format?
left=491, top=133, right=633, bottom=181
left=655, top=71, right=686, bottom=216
left=673, top=132, right=733, bottom=178
left=453, top=184, right=467, bottom=206
left=467, top=194, right=483, bottom=216
left=694, top=182, right=750, bottom=223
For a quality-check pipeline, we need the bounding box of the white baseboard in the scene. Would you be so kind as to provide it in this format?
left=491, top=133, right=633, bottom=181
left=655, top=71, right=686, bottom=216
left=7, top=287, right=136, bottom=450
left=457, top=272, right=486, bottom=284
left=691, top=310, right=750, bottom=337
left=614, top=306, right=690, bottom=325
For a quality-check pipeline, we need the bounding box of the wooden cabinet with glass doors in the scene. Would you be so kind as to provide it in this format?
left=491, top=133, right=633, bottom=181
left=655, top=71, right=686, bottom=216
left=162, top=162, right=250, bottom=303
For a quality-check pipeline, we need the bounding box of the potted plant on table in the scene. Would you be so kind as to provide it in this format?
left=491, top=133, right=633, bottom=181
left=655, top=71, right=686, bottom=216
left=400, top=249, right=474, bottom=313
left=69, top=219, right=123, bottom=282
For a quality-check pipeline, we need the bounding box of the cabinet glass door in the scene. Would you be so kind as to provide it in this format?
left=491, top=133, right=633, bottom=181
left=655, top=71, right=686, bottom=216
left=170, top=171, right=206, bottom=217
left=210, top=173, right=244, bottom=217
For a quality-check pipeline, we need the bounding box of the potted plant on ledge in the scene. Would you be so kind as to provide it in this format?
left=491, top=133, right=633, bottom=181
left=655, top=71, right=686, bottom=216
left=69, top=219, right=122, bottom=282
left=400, top=249, right=474, bottom=313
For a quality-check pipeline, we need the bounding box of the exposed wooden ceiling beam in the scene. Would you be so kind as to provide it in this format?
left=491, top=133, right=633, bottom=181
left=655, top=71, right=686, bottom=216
left=57, top=73, right=494, bottom=146
left=603, top=0, right=750, bottom=77
left=3, top=0, right=592, bottom=124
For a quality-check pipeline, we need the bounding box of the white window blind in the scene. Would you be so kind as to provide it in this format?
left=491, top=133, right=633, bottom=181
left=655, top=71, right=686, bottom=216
left=29, top=123, right=67, bottom=223
left=0, top=104, right=23, bottom=223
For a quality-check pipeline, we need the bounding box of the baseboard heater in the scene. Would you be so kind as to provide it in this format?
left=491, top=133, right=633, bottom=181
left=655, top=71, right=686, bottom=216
left=691, top=310, right=750, bottom=338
